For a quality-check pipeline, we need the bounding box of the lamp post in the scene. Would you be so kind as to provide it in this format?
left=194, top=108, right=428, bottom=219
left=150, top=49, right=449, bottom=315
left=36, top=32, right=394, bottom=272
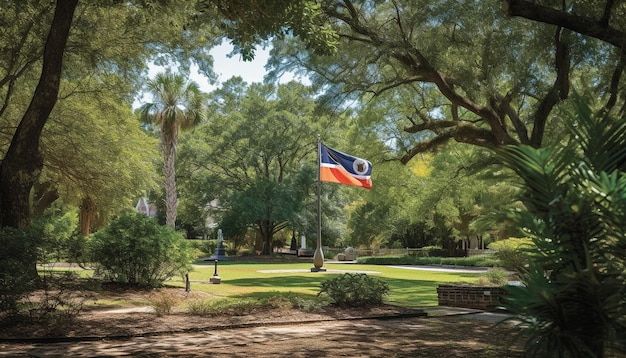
left=210, top=259, right=221, bottom=284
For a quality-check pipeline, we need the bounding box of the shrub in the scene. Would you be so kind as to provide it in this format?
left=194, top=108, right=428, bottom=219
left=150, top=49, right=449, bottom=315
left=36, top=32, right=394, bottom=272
left=186, top=292, right=326, bottom=316
left=0, top=227, right=40, bottom=313
left=31, top=204, right=79, bottom=264
left=194, top=239, right=217, bottom=257
left=357, top=254, right=499, bottom=267
left=488, top=238, right=533, bottom=273
left=89, top=212, right=192, bottom=287
left=22, top=284, right=87, bottom=320
left=148, top=290, right=181, bottom=316
left=497, top=100, right=626, bottom=357
left=484, top=267, right=510, bottom=286
left=318, top=273, right=389, bottom=307
left=187, top=298, right=224, bottom=316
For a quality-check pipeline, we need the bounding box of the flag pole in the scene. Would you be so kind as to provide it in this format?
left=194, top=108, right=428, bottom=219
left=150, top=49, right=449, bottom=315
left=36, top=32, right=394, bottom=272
left=312, top=134, right=326, bottom=272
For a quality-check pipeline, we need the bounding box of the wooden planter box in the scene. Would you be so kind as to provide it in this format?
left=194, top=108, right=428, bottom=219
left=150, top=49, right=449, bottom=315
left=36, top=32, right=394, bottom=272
left=437, top=284, right=508, bottom=311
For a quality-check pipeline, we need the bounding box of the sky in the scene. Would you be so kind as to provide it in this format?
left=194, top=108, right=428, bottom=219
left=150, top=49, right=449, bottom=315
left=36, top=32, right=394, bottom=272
left=136, top=40, right=304, bottom=107
left=188, top=40, right=273, bottom=92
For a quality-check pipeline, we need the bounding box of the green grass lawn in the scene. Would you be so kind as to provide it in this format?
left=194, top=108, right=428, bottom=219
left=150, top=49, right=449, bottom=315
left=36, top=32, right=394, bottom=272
left=175, top=261, right=483, bottom=308
left=38, top=260, right=485, bottom=308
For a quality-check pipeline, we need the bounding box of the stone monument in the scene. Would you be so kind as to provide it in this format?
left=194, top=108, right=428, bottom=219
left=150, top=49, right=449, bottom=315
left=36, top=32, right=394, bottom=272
left=204, top=228, right=227, bottom=261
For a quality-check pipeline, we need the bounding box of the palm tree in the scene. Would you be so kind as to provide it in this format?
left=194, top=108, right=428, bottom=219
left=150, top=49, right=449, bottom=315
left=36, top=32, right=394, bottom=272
left=497, top=98, right=626, bottom=357
left=140, top=72, right=205, bottom=227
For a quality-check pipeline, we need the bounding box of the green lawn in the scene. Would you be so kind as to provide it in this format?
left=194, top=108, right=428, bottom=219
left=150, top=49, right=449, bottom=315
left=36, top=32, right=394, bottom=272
left=38, top=260, right=485, bottom=308
left=176, top=261, right=483, bottom=307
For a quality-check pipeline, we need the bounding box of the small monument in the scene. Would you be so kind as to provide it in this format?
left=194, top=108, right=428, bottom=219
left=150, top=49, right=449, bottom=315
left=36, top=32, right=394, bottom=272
left=205, top=229, right=227, bottom=261
left=290, top=232, right=298, bottom=251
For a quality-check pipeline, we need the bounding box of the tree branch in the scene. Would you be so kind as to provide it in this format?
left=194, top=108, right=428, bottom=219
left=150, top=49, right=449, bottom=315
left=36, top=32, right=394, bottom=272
left=529, top=27, right=570, bottom=148
left=502, top=0, right=626, bottom=51
left=400, top=124, right=498, bottom=164
left=606, top=54, right=624, bottom=112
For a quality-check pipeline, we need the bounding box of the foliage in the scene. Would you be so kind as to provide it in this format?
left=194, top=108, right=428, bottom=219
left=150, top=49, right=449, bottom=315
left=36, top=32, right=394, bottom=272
left=318, top=273, right=389, bottom=307
left=178, top=80, right=334, bottom=254
left=139, top=72, right=206, bottom=228
left=357, top=254, right=500, bottom=268
left=190, top=239, right=218, bottom=257
left=21, top=274, right=89, bottom=321
left=482, top=268, right=510, bottom=287
left=345, top=141, right=507, bottom=253
left=89, top=212, right=192, bottom=287
left=268, top=0, right=621, bottom=162
left=497, top=98, right=626, bottom=357
left=199, top=0, right=337, bottom=60
left=0, top=228, right=39, bottom=312
left=187, top=291, right=324, bottom=316
left=388, top=220, right=440, bottom=249
left=487, top=238, right=534, bottom=272
left=0, top=0, right=217, bottom=229
left=30, top=203, right=79, bottom=264
left=38, top=90, right=159, bottom=234
left=148, top=290, right=182, bottom=316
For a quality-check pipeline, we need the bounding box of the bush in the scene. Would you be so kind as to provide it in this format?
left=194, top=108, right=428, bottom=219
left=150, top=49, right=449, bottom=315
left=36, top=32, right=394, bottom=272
left=148, top=290, right=181, bottom=316
left=484, top=267, right=510, bottom=286
left=22, top=281, right=88, bottom=321
left=186, top=297, right=225, bottom=316
left=357, top=254, right=499, bottom=267
left=89, top=212, right=192, bottom=287
left=318, top=273, right=389, bottom=307
left=488, top=238, right=533, bottom=272
left=497, top=101, right=626, bottom=357
left=186, top=292, right=325, bottom=316
left=31, top=204, right=79, bottom=264
left=192, top=239, right=217, bottom=257
left=0, top=227, right=40, bottom=313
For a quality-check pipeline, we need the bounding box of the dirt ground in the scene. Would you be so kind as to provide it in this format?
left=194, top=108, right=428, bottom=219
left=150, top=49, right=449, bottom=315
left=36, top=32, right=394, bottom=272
left=0, top=285, right=525, bottom=357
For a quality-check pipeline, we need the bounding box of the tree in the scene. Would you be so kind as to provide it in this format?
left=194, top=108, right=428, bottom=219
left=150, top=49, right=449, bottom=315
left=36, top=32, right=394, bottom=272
left=38, top=84, right=159, bottom=235
left=178, top=80, right=333, bottom=254
left=503, top=0, right=626, bottom=52
left=198, top=0, right=338, bottom=60
left=0, top=0, right=78, bottom=229
left=0, top=0, right=219, bottom=230
left=414, top=144, right=506, bottom=255
left=498, top=97, right=626, bottom=357
left=140, top=72, right=206, bottom=228
left=260, top=1, right=626, bottom=164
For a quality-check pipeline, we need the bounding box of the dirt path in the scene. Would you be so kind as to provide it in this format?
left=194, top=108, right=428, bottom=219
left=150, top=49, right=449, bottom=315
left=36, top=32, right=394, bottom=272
left=1, top=314, right=523, bottom=358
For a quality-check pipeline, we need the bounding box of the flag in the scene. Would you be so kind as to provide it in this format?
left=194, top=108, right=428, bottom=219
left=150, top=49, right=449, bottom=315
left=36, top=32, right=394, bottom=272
left=319, top=142, right=372, bottom=189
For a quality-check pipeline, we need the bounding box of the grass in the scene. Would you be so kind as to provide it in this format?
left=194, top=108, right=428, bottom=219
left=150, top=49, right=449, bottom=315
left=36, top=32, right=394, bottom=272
left=178, top=261, right=482, bottom=307
left=36, top=259, right=486, bottom=308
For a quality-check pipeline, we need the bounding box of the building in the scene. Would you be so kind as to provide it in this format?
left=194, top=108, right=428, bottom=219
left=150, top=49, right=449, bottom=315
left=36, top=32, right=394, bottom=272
left=135, top=197, right=157, bottom=218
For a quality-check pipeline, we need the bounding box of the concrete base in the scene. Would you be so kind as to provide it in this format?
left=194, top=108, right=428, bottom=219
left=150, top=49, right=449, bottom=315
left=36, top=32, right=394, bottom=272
left=209, top=275, right=221, bottom=284
left=310, top=267, right=327, bottom=272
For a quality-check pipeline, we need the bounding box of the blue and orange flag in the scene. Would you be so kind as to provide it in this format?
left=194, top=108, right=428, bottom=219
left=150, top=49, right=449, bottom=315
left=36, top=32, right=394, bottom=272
left=319, top=142, right=372, bottom=189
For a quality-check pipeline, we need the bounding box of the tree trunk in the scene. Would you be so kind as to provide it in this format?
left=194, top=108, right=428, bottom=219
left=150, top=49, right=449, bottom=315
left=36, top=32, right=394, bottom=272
left=258, top=220, right=273, bottom=255
left=79, top=196, right=97, bottom=236
left=31, top=182, right=59, bottom=217
left=0, top=0, right=78, bottom=229
left=162, top=123, right=179, bottom=228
